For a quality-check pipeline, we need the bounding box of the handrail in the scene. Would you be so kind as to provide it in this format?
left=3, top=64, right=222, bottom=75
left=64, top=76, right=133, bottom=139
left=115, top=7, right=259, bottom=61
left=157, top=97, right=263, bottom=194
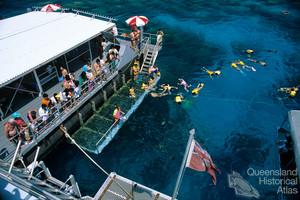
left=28, top=146, right=40, bottom=180
left=117, top=28, right=157, bottom=45
left=11, top=59, right=120, bottom=156
left=139, top=42, right=150, bottom=72
left=30, top=6, right=116, bottom=22
left=8, top=140, right=22, bottom=175
left=95, top=120, right=119, bottom=146
left=60, top=126, right=133, bottom=199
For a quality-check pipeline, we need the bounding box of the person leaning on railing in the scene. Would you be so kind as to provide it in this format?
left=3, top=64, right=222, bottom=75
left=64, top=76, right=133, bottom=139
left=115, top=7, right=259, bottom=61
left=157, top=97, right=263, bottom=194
left=4, top=119, right=19, bottom=144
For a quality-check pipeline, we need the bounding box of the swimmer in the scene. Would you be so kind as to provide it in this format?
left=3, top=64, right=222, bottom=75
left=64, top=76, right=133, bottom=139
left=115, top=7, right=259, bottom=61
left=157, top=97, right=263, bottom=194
left=278, top=87, right=298, bottom=98
left=247, top=58, right=267, bottom=66
left=202, top=67, right=221, bottom=79
left=232, top=60, right=256, bottom=72
left=192, top=83, right=205, bottom=95
left=231, top=62, right=240, bottom=71
left=178, top=78, right=191, bottom=92
left=175, top=94, right=184, bottom=104
left=160, top=84, right=178, bottom=94
left=129, top=87, right=136, bottom=98
left=237, top=60, right=256, bottom=72
left=150, top=92, right=168, bottom=98
left=245, top=49, right=254, bottom=54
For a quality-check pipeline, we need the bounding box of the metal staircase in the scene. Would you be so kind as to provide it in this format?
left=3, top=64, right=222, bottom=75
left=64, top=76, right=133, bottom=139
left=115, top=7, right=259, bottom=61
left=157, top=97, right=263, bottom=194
left=140, top=39, right=161, bottom=74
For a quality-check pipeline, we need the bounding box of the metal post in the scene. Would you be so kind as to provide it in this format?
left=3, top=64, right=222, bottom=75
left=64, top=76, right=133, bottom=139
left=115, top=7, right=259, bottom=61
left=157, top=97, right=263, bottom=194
left=91, top=101, right=96, bottom=112
left=88, top=40, right=93, bottom=63
left=103, top=91, right=107, bottom=101
left=28, top=146, right=40, bottom=180
left=140, top=26, right=144, bottom=51
left=70, top=175, right=82, bottom=197
left=33, top=69, right=43, bottom=96
left=64, top=54, right=70, bottom=72
left=8, top=140, right=22, bottom=175
left=78, top=113, right=83, bottom=126
left=113, top=81, right=117, bottom=92
left=122, top=74, right=126, bottom=84
left=171, top=129, right=195, bottom=200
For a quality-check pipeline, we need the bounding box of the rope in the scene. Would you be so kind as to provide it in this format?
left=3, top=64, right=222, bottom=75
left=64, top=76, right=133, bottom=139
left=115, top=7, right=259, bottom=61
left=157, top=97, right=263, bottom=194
left=59, top=126, right=133, bottom=199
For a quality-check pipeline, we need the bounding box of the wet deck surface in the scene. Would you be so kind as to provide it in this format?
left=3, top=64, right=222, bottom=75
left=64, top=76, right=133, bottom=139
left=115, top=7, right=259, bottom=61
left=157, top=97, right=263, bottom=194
left=72, top=75, right=159, bottom=154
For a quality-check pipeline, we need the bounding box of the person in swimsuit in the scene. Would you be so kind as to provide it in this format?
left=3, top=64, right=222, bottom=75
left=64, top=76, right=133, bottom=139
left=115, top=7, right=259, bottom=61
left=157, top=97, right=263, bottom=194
left=178, top=78, right=191, bottom=92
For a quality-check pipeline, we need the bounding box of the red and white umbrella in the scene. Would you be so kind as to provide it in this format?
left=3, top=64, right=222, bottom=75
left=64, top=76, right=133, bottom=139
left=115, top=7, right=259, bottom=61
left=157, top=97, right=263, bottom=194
left=125, top=16, right=149, bottom=27
left=41, top=4, right=62, bottom=12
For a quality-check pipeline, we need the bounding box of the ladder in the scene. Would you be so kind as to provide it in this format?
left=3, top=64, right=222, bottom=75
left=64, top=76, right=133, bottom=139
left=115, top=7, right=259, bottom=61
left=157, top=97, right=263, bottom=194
left=140, top=41, right=160, bottom=74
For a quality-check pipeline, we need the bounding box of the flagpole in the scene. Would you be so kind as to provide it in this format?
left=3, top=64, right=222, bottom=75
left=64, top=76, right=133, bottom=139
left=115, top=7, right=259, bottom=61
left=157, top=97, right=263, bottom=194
left=171, top=129, right=195, bottom=200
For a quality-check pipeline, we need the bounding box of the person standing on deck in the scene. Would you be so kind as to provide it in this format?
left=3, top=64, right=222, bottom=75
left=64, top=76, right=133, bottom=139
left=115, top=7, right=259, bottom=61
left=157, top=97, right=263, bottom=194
left=156, top=29, right=164, bottom=45
left=4, top=119, right=18, bottom=143
left=113, top=105, right=125, bottom=123
left=130, top=26, right=140, bottom=49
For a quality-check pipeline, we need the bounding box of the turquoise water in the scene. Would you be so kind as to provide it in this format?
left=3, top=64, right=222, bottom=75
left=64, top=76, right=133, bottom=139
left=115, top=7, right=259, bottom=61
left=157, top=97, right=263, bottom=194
left=2, top=1, right=300, bottom=199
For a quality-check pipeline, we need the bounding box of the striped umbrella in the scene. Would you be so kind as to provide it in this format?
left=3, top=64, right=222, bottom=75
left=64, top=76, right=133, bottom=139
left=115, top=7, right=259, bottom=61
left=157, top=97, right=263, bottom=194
left=41, top=4, right=62, bottom=12
left=125, top=16, right=149, bottom=27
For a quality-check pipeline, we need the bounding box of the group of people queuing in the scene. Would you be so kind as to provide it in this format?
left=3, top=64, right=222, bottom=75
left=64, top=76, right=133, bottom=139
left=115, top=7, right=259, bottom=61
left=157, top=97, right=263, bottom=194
left=3, top=40, right=120, bottom=146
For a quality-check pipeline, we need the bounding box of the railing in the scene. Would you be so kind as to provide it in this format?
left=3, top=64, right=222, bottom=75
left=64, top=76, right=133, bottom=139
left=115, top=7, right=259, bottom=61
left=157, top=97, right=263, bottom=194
left=117, top=28, right=158, bottom=46
left=31, top=6, right=117, bottom=22
left=95, top=120, right=119, bottom=147
left=0, top=160, right=81, bottom=199
left=4, top=60, right=120, bottom=159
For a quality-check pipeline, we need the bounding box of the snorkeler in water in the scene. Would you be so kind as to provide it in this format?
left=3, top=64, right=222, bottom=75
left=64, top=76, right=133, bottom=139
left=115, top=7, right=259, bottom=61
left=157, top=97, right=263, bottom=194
left=247, top=58, right=267, bottom=66
left=178, top=78, right=191, bottom=92
left=237, top=60, right=256, bottom=72
left=175, top=93, right=184, bottom=104
left=278, top=86, right=298, bottom=98
left=160, top=84, right=178, bottom=95
left=232, top=60, right=256, bottom=72
left=202, top=67, right=221, bottom=79
left=192, top=83, right=205, bottom=95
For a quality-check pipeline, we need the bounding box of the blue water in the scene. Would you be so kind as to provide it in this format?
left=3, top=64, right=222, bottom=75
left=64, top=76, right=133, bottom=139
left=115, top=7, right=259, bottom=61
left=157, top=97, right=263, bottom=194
left=2, top=1, right=300, bottom=199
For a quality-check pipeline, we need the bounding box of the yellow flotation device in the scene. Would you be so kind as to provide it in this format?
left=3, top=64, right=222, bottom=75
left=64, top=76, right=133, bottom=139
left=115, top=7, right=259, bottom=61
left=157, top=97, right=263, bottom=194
left=290, top=90, right=297, bottom=97
left=192, top=83, right=205, bottom=95
left=175, top=95, right=183, bottom=103
left=231, top=63, right=238, bottom=68
left=238, top=61, right=245, bottom=66
left=192, top=88, right=199, bottom=95
left=246, top=49, right=254, bottom=54
left=207, top=70, right=214, bottom=76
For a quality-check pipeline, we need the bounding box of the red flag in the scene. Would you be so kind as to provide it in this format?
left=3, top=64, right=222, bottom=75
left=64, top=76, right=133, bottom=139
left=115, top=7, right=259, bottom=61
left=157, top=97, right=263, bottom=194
left=185, top=139, right=220, bottom=185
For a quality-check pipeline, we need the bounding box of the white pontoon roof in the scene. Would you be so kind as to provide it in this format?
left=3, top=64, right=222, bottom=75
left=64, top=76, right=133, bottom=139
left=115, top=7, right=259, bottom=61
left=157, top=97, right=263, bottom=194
left=0, top=11, right=115, bottom=87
